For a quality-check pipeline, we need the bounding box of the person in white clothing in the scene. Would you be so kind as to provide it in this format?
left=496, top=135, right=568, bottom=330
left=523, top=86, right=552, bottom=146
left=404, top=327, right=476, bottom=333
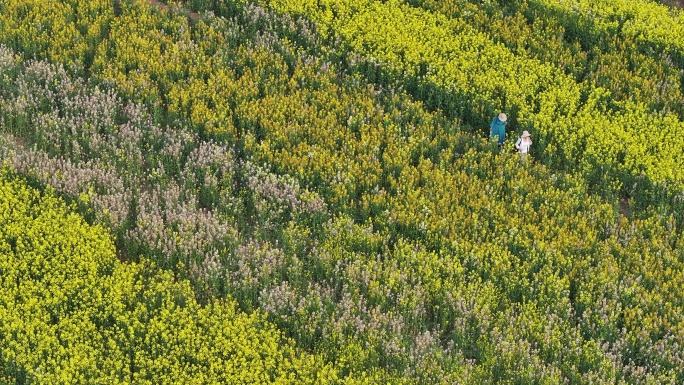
left=515, top=130, right=532, bottom=161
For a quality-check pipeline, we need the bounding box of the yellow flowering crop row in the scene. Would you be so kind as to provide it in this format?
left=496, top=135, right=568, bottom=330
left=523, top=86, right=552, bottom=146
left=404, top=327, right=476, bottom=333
left=1, top=0, right=683, bottom=381
left=85, top=0, right=458, bottom=213
left=0, top=170, right=407, bottom=383
left=1, top=0, right=680, bottom=197
left=410, top=0, right=684, bottom=118
left=527, top=0, right=684, bottom=63
left=246, top=0, right=684, bottom=195
left=92, top=1, right=217, bottom=120
left=0, top=0, right=112, bottom=72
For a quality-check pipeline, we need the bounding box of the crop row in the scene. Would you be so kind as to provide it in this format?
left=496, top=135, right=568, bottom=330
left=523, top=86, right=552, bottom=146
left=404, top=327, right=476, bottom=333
left=1, top=0, right=683, bottom=382
left=408, top=0, right=684, bottom=118
left=236, top=0, right=684, bottom=205
left=0, top=171, right=351, bottom=384
left=0, top=27, right=469, bottom=379
left=526, top=0, right=684, bottom=68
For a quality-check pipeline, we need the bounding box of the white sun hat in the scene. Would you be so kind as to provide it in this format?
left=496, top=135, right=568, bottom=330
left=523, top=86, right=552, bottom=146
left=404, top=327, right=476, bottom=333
left=522, top=130, right=531, bottom=138
left=498, top=112, right=507, bottom=122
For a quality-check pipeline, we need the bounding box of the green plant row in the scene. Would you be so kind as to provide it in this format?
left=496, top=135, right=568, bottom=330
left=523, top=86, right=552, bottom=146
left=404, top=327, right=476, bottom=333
left=526, top=0, right=684, bottom=67
left=0, top=170, right=359, bottom=384
left=406, top=0, right=684, bottom=118
left=0, top=0, right=112, bottom=73
left=1, top=0, right=684, bottom=382
left=0, top=47, right=412, bottom=381
left=0, top=8, right=475, bottom=377
left=235, top=0, right=684, bottom=202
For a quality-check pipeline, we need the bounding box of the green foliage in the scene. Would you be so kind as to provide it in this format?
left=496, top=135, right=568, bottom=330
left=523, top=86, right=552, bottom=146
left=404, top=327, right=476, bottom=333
left=0, top=170, right=355, bottom=383
left=0, top=0, right=684, bottom=383
left=242, top=0, right=684, bottom=204
left=410, top=0, right=684, bottom=116
left=0, top=0, right=112, bottom=73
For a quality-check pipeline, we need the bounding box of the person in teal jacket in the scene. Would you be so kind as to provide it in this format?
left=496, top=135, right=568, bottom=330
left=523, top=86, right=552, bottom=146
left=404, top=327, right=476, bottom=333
left=490, top=112, right=507, bottom=146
